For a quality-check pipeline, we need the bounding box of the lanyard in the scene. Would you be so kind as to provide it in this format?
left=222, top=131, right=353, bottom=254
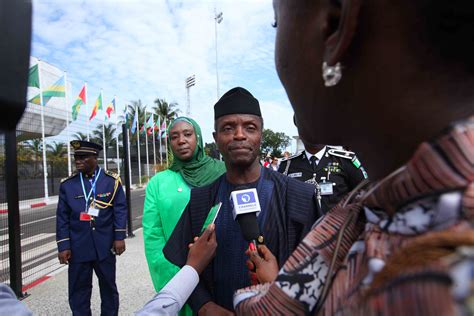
left=80, top=168, right=101, bottom=209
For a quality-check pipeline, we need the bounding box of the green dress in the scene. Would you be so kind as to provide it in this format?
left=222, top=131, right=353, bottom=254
left=143, top=169, right=192, bottom=316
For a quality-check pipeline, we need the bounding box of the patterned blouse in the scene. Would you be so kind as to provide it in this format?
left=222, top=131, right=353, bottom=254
left=234, top=117, right=474, bottom=315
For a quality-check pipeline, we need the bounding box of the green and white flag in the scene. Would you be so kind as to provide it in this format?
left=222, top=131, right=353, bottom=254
left=28, top=64, right=40, bottom=88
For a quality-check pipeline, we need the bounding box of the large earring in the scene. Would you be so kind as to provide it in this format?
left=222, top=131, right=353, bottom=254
left=322, top=62, right=342, bottom=87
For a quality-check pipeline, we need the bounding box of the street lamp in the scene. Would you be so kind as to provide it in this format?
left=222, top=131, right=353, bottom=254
left=214, top=9, right=223, bottom=100
left=185, top=75, right=196, bottom=117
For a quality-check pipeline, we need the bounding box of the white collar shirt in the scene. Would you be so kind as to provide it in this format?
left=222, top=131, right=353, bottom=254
left=305, top=146, right=326, bottom=166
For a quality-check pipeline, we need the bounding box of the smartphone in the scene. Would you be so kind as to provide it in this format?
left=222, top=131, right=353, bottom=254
left=210, top=202, right=223, bottom=225
left=200, top=202, right=223, bottom=235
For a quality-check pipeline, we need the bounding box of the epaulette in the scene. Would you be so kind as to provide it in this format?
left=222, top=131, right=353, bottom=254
left=328, top=149, right=363, bottom=168
left=104, top=169, right=120, bottom=180
left=281, top=150, right=304, bottom=162
left=328, top=148, right=355, bottom=160
left=60, top=172, right=78, bottom=183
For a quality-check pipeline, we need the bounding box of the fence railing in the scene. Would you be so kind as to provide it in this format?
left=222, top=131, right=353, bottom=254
left=1, top=102, right=168, bottom=295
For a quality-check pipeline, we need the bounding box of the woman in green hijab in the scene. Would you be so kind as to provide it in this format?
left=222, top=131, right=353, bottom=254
left=142, top=117, right=225, bottom=316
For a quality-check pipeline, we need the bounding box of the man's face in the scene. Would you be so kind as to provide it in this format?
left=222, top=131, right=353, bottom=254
left=213, top=114, right=262, bottom=167
left=74, top=154, right=97, bottom=174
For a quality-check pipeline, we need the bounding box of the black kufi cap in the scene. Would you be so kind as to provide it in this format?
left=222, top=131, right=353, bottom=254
left=70, top=140, right=102, bottom=156
left=214, top=87, right=261, bottom=119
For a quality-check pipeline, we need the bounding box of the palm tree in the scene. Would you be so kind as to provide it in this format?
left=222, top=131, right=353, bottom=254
left=17, top=141, right=33, bottom=162
left=92, top=123, right=121, bottom=149
left=73, top=132, right=88, bottom=141
left=24, top=138, right=43, bottom=175
left=119, top=100, right=148, bottom=142
left=47, top=142, right=67, bottom=161
left=46, top=142, right=68, bottom=191
left=153, top=99, right=179, bottom=124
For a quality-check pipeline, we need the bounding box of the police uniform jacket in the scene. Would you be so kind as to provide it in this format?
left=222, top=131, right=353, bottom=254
left=56, top=168, right=127, bottom=263
left=278, top=147, right=368, bottom=214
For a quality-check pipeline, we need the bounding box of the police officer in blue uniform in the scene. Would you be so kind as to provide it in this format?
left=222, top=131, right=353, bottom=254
left=278, top=142, right=368, bottom=214
left=56, top=140, right=127, bottom=316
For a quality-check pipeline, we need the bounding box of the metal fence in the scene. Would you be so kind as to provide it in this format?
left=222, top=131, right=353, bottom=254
left=0, top=95, right=168, bottom=294
left=0, top=132, right=8, bottom=286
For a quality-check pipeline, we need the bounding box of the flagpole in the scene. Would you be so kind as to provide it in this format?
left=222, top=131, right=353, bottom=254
left=115, top=96, right=120, bottom=175
left=64, top=71, right=72, bottom=176
left=164, top=120, right=168, bottom=167
left=85, top=82, right=89, bottom=141
left=136, top=105, right=142, bottom=186
left=152, top=113, right=156, bottom=175
left=144, top=109, right=150, bottom=180
left=101, top=90, right=107, bottom=170
left=158, top=115, right=163, bottom=166
left=38, top=60, right=49, bottom=200
left=128, top=128, right=132, bottom=187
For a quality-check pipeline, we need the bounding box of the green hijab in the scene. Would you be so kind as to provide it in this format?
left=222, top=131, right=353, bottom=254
left=168, top=117, right=226, bottom=187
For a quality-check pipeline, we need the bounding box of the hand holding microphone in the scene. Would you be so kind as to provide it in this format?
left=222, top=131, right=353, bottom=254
left=245, top=244, right=279, bottom=284
left=231, top=187, right=263, bottom=251
left=231, top=186, right=278, bottom=284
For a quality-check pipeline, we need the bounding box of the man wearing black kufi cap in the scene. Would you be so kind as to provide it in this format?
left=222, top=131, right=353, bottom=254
left=56, top=140, right=128, bottom=315
left=164, top=87, right=322, bottom=314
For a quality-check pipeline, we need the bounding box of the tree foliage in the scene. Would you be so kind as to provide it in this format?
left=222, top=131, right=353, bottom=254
left=204, top=142, right=220, bottom=159
left=92, top=123, right=121, bottom=149
left=73, top=132, right=88, bottom=141
left=260, top=128, right=291, bottom=157
left=153, top=98, right=179, bottom=123
left=46, top=142, right=67, bottom=162
left=118, top=100, right=148, bottom=142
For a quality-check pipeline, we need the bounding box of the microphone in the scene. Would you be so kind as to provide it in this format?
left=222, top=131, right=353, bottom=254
left=230, top=187, right=264, bottom=248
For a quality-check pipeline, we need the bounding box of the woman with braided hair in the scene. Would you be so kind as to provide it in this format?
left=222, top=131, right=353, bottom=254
left=234, top=0, right=474, bottom=314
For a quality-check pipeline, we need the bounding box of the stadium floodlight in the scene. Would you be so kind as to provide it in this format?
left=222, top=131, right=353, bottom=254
left=185, top=75, right=196, bottom=116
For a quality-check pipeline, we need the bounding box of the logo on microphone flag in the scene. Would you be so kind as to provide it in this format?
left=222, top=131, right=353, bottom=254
left=231, top=188, right=261, bottom=219
left=236, top=192, right=256, bottom=204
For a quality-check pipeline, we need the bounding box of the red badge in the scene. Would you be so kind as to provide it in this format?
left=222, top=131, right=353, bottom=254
left=80, top=212, right=92, bottom=221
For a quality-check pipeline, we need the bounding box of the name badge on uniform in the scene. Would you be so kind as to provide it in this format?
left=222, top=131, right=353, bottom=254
left=87, top=207, right=99, bottom=217
left=320, top=182, right=334, bottom=195
left=80, top=212, right=92, bottom=221
left=288, top=172, right=302, bottom=178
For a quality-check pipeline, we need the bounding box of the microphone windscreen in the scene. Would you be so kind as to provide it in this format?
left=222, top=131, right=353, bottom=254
left=236, top=212, right=260, bottom=242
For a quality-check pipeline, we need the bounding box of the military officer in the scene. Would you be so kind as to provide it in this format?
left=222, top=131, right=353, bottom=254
left=278, top=142, right=368, bottom=214
left=56, top=140, right=127, bottom=316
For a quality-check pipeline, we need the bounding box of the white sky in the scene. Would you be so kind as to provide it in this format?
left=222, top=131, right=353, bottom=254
left=31, top=0, right=298, bottom=151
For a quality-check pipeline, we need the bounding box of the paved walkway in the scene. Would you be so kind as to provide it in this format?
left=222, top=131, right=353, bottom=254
left=22, top=228, right=155, bottom=315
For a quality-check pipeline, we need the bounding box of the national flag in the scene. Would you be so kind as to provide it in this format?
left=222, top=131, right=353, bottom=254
left=89, top=92, right=103, bottom=120
left=159, top=120, right=167, bottom=138
left=28, top=64, right=40, bottom=88
left=29, top=76, right=66, bottom=105
left=124, top=107, right=130, bottom=128
left=72, top=85, right=87, bottom=121
left=154, top=116, right=161, bottom=134
left=146, top=114, right=155, bottom=135
left=130, top=110, right=138, bottom=134
left=146, top=114, right=154, bottom=128
left=105, top=97, right=116, bottom=119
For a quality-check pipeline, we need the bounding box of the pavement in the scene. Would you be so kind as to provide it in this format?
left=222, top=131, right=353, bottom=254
left=0, top=187, right=147, bottom=287
left=22, top=228, right=156, bottom=315
left=0, top=184, right=141, bottom=214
